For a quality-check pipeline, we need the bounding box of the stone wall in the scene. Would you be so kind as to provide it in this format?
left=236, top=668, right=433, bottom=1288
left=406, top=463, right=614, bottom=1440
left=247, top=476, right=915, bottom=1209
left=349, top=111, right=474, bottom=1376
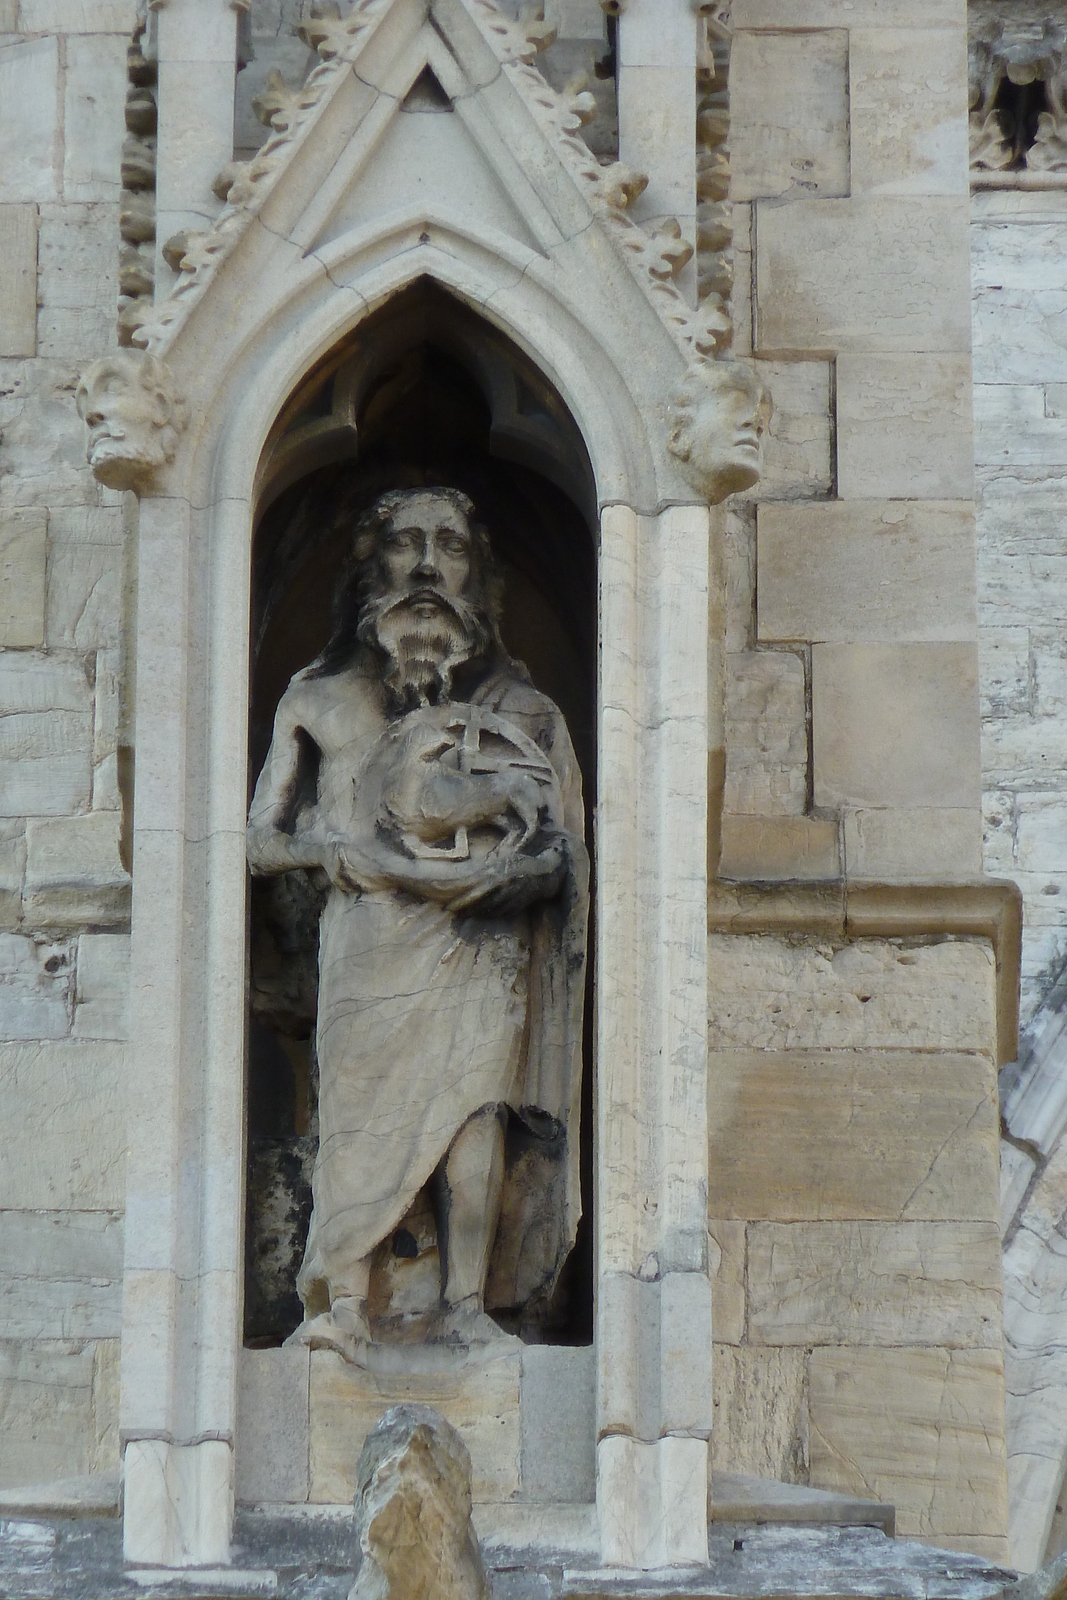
left=0, top=0, right=134, bottom=1491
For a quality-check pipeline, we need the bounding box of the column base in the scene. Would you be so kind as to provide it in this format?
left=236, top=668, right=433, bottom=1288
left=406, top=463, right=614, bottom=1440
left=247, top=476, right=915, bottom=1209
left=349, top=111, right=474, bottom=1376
left=597, top=1434, right=709, bottom=1568
left=123, top=1439, right=233, bottom=1567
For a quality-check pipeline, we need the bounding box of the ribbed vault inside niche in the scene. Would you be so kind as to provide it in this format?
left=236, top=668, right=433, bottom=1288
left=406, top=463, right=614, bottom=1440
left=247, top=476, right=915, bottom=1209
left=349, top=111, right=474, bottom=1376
left=244, top=280, right=597, bottom=1349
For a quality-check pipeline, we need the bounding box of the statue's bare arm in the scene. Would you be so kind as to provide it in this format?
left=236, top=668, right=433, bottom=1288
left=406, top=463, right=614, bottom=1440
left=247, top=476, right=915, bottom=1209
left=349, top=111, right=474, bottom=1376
left=247, top=688, right=330, bottom=875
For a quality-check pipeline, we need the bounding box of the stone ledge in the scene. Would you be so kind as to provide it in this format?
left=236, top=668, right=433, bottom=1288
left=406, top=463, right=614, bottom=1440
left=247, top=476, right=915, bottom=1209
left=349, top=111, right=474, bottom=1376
left=707, top=879, right=1022, bottom=1066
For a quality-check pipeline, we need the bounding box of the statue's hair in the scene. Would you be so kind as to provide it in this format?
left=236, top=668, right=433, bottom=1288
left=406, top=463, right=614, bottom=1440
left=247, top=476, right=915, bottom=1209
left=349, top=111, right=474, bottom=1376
left=308, top=486, right=503, bottom=680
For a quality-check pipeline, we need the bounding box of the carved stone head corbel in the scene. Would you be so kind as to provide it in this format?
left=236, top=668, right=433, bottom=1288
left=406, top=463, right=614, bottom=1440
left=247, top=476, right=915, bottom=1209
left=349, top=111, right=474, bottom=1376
left=667, top=358, right=770, bottom=503
left=75, top=349, right=189, bottom=491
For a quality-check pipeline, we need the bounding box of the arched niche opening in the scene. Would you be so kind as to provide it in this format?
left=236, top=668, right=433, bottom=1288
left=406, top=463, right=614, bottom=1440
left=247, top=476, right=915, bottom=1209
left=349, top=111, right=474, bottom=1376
left=243, top=279, right=597, bottom=1351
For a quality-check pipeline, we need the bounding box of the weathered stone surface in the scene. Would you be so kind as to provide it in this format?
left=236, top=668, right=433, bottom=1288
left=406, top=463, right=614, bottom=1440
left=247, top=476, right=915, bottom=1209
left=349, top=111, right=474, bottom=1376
left=711, top=1344, right=808, bottom=1484
left=748, top=1222, right=1003, bottom=1348
left=0, top=1211, right=122, bottom=1339
left=309, top=1347, right=521, bottom=1505
left=236, top=1346, right=310, bottom=1507
left=756, top=198, right=971, bottom=356
left=0, top=655, right=92, bottom=817
left=36, top=204, right=120, bottom=362
left=0, top=1337, right=118, bottom=1488
left=808, top=1346, right=1009, bottom=1547
left=24, top=812, right=130, bottom=927
left=837, top=356, right=974, bottom=500
left=849, top=30, right=968, bottom=198
left=842, top=807, right=983, bottom=881
left=724, top=651, right=807, bottom=816
left=729, top=30, right=849, bottom=203
left=0, top=510, right=45, bottom=647
left=519, top=1345, right=595, bottom=1503
left=758, top=502, right=976, bottom=644
left=708, top=1050, right=999, bottom=1223
left=0, top=932, right=71, bottom=1040
left=46, top=542, right=121, bottom=652
left=709, top=1220, right=746, bottom=1346
left=72, top=932, right=128, bottom=1040
left=979, top=627, right=1030, bottom=718
left=707, top=934, right=997, bottom=1054
left=352, top=1405, right=489, bottom=1600
left=0, top=38, right=58, bottom=204
left=973, top=218, right=1067, bottom=386
left=63, top=35, right=127, bottom=205
left=0, top=359, right=102, bottom=512
left=0, top=1040, right=125, bottom=1208
left=718, top=815, right=841, bottom=881
left=733, top=0, right=964, bottom=22
left=0, top=206, right=37, bottom=360
left=812, top=643, right=981, bottom=809
left=748, top=360, right=832, bottom=501
left=17, top=0, right=138, bottom=25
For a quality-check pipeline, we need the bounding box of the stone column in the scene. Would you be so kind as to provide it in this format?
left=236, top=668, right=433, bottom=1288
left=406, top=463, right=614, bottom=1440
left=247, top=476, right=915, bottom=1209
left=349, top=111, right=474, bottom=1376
left=616, top=0, right=699, bottom=302
left=596, top=503, right=713, bottom=1568
left=153, top=0, right=240, bottom=293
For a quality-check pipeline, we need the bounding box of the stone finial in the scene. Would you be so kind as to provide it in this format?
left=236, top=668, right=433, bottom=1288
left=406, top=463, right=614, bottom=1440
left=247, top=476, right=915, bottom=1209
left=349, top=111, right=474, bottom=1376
left=350, top=1405, right=489, bottom=1600
left=667, top=358, right=769, bottom=503
left=75, top=350, right=188, bottom=491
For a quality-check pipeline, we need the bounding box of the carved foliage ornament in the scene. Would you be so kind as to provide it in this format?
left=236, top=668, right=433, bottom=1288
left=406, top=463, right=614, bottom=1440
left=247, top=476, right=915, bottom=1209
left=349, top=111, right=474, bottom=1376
left=969, top=6, right=1067, bottom=171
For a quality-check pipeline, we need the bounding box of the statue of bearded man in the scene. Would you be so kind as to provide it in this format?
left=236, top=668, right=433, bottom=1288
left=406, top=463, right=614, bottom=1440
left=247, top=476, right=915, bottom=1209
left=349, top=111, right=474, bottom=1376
left=247, top=487, right=588, bottom=1360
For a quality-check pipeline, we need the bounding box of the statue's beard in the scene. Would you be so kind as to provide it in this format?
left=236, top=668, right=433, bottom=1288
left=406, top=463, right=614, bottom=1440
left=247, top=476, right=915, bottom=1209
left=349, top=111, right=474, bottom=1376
left=356, top=588, right=493, bottom=711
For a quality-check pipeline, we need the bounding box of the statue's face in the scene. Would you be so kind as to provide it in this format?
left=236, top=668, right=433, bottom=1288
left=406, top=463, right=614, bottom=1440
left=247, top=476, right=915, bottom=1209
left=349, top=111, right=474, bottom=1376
left=77, top=359, right=168, bottom=477
left=379, top=493, right=473, bottom=606
left=668, top=360, right=767, bottom=501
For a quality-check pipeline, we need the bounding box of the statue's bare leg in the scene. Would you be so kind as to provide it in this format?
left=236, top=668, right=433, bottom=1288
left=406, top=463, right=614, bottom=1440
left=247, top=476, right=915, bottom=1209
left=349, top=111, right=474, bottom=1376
left=433, top=1104, right=507, bottom=1344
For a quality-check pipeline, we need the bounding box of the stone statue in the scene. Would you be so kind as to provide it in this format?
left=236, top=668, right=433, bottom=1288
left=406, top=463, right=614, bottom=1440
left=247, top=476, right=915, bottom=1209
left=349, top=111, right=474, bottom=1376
left=247, top=487, right=588, bottom=1360
left=350, top=1404, right=488, bottom=1600
left=667, top=358, right=770, bottom=501
left=75, top=349, right=188, bottom=490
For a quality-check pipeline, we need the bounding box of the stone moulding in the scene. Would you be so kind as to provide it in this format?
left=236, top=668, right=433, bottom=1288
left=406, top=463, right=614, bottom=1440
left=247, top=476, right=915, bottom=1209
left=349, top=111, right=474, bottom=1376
left=124, top=0, right=732, bottom=377
left=707, top=877, right=1023, bottom=1067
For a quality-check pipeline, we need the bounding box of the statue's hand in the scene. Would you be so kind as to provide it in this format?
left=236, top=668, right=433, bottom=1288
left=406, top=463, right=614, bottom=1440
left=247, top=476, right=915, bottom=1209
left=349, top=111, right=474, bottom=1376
left=446, top=835, right=567, bottom=918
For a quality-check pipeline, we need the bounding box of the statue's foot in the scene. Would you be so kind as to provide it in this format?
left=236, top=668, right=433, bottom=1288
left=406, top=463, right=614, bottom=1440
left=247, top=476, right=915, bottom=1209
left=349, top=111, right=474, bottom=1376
left=284, top=1298, right=373, bottom=1365
left=433, top=1296, right=514, bottom=1349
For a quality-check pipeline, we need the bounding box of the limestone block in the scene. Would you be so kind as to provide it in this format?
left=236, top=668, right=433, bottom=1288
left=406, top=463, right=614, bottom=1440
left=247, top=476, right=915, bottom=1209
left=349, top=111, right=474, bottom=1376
left=709, top=1220, right=745, bottom=1346
left=236, top=1346, right=310, bottom=1506
left=46, top=543, right=120, bottom=651
left=982, top=791, right=1016, bottom=877
left=729, top=30, right=849, bottom=203
left=519, top=1345, right=594, bottom=1503
left=808, top=1346, right=1009, bottom=1542
left=748, top=361, right=832, bottom=501
left=0, top=359, right=101, bottom=512
left=979, top=627, right=1030, bottom=718
left=711, top=1344, right=808, bottom=1484
left=617, top=64, right=696, bottom=242
left=0, top=509, right=45, bottom=646
left=849, top=31, right=968, bottom=197
left=748, top=1221, right=1002, bottom=1348
left=72, top=932, right=128, bottom=1041
left=842, top=808, right=983, bottom=880
left=755, top=198, right=971, bottom=356
left=1033, top=630, right=1067, bottom=719
left=0, top=38, right=58, bottom=203
left=63, top=35, right=127, bottom=203
left=836, top=356, right=973, bottom=500
left=731, top=204, right=753, bottom=357
left=708, top=1050, right=999, bottom=1223
left=0, top=1040, right=125, bottom=1207
left=0, top=932, right=70, bottom=1040
left=733, top=0, right=962, bottom=22
left=0, top=1211, right=122, bottom=1339
left=0, top=654, right=92, bottom=817
left=758, top=502, right=976, bottom=645
left=0, top=822, right=24, bottom=926
left=724, top=652, right=807, bottom=816
left=718, top=815, right=840, bottom=881
left=724, top=504, right=756, bottom=655
left=36, top=203, right=120, bottom=362
left=309, top=1347, right=521, bottom=1504
left=17, top=0, right=138, bottom=25
left=0, top=1340, right=94, bottom=1487
left=707, top=934, right=997, bottom=1054
left=972, top=222, right=1067, bottom=386
left=92, top=647, right=121, bottom=812
left=812, top=643, right=981, bottom=809
left=0, top=206, right=37, bottom=359
left=1017, top=795, right=1067, bottom=873
left=24, top=812, right=130, bottom=926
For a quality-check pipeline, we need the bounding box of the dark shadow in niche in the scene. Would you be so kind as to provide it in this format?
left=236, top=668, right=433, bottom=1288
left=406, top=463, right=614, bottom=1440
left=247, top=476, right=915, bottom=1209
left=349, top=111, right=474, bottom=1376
left=244, top=280, right=597, bottom=1350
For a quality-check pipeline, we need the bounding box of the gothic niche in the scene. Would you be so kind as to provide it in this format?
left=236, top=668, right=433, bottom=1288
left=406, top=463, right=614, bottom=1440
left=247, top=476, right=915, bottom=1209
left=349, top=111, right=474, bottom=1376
left=243, top=283, right=596, bottom=1356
